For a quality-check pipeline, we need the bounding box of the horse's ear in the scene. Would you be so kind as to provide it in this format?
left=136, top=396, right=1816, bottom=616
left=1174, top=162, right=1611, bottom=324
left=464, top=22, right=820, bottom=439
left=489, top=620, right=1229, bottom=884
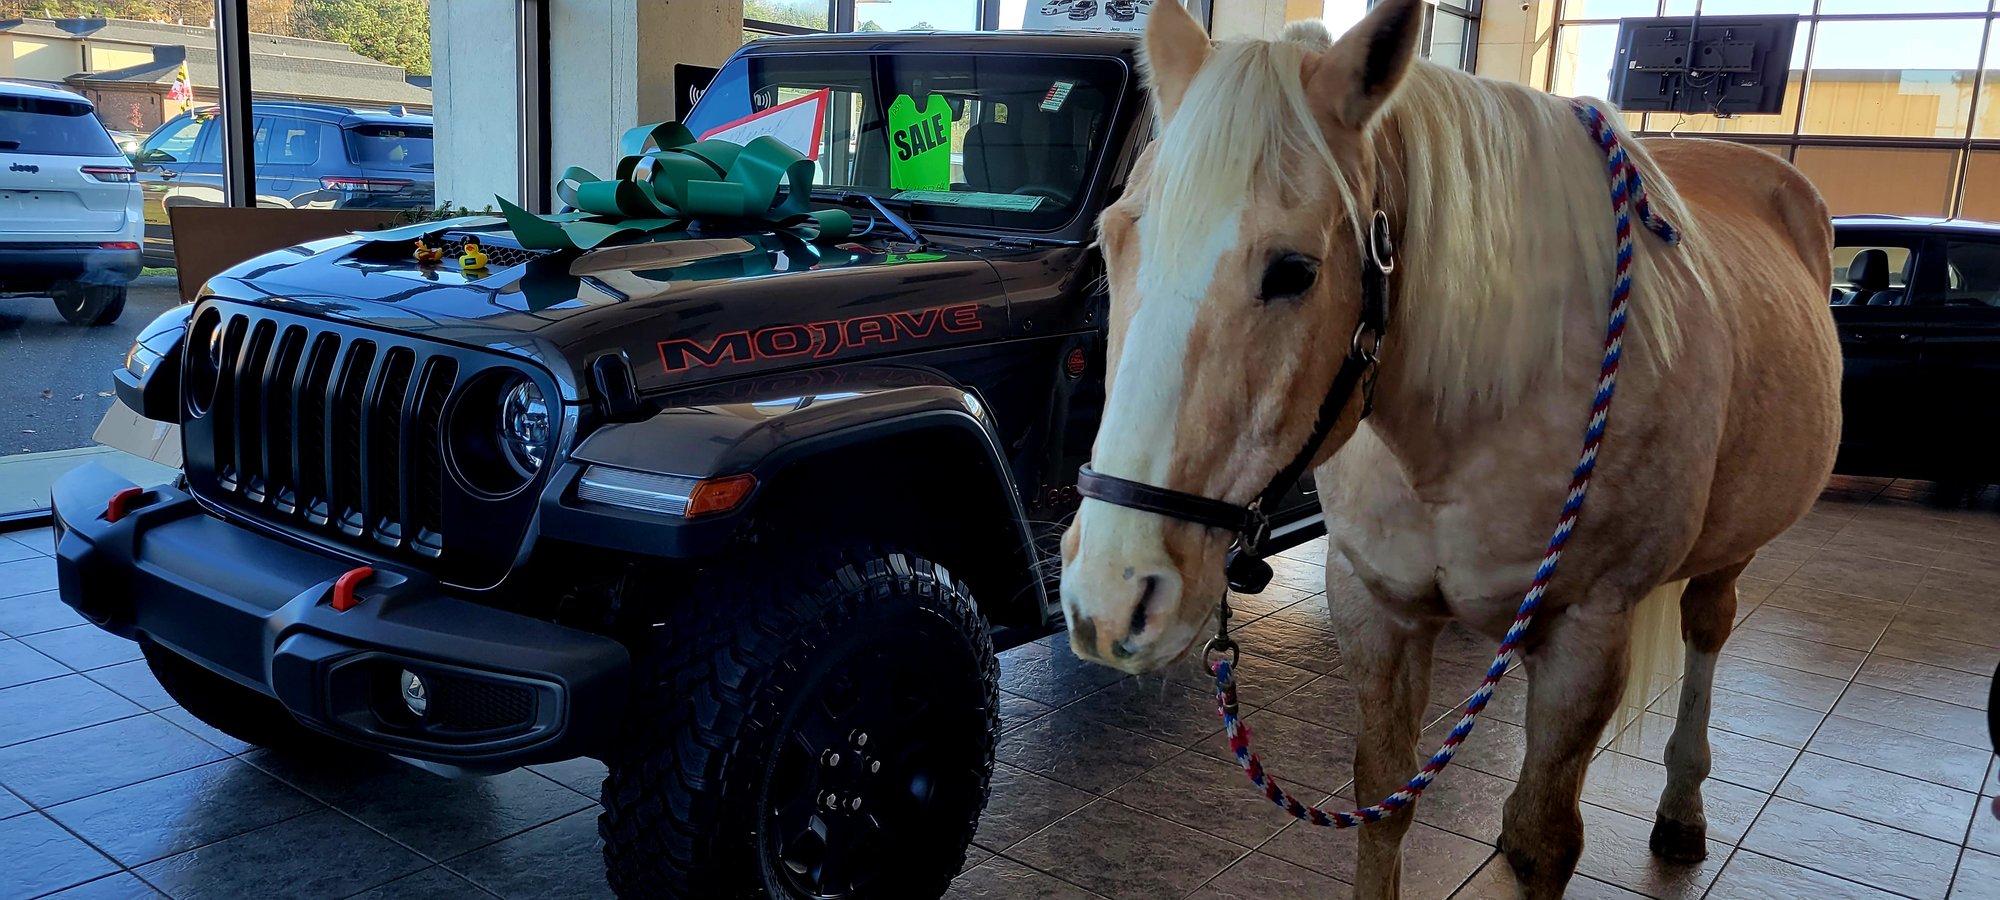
left=1142, top=0, right=1210, bottom=125
left=1305, top=0, right=1423, bottom=129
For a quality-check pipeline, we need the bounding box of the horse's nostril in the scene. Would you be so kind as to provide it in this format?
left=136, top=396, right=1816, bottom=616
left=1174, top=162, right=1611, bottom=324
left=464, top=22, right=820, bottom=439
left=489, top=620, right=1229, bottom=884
left=1072, top=615, right=1098, bottom=650
left=1129, top=574, right=1159, bottom=638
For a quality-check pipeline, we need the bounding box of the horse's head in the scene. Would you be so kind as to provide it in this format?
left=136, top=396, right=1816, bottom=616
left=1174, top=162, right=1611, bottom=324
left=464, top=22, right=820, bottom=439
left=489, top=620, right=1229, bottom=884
left=1059, top=0, right=1424, bottom=672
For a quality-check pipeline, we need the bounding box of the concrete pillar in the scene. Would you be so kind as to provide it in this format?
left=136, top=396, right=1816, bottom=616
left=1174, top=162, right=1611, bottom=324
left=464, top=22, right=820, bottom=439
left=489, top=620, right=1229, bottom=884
left=430, top=2, right=522, bottom=211
left=1209, top=0, right=1288, bottom=40
left=1474, top=0, right=1561, bottom=89
left=430, top=0, right=743, bottom=213
left=548, top=0, right=742, bottom=191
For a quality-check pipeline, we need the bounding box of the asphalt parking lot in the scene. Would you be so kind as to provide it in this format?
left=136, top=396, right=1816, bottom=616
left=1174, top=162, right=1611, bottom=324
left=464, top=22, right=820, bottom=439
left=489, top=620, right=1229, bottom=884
left=1, top=276, right=181, bottom=455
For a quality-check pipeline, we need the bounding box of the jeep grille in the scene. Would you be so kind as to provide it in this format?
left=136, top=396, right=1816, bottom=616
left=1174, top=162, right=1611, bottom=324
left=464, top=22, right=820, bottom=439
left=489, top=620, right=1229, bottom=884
left=181, top=301, right=554, bottom=588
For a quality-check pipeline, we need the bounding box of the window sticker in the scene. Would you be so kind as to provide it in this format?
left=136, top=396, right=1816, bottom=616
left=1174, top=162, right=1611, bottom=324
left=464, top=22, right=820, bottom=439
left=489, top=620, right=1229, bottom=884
left=891, top=190, right=1045, bottom=213
left=886, top=93, right=953, bottom=192
left=1040, top=81, right=1074, bottom=113
left=698, top=88, right=828, bottom=159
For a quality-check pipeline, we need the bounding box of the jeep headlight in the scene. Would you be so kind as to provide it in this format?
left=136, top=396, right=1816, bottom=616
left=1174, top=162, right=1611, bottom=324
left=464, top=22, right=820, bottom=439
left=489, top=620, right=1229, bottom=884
left=499, top=377, right=551, bottom=476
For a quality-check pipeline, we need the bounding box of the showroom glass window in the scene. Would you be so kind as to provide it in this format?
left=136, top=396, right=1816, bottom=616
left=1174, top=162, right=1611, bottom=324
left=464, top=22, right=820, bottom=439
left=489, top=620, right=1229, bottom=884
left=1311, top=1, right=1481, bottom=71
left=1552, top=1, right=2000, bottom=218
left=0, top=0, right=465, bottom=520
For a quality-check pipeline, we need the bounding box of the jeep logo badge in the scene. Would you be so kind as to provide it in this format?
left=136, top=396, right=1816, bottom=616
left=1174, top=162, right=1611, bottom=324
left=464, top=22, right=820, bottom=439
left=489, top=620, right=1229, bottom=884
left=8, top=163, right=38, bottom=174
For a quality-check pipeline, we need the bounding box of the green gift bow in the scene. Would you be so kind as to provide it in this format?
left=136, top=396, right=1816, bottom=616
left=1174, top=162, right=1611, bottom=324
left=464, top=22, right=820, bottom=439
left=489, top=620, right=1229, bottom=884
left=496, top=121, right=853, bottom=252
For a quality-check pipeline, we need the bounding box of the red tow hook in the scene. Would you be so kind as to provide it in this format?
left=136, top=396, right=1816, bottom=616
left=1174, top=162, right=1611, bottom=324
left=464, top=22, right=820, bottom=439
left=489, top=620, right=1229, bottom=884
left=330, top=567, right=375, bottom=612
left=103, top=487, right=145, bottom=523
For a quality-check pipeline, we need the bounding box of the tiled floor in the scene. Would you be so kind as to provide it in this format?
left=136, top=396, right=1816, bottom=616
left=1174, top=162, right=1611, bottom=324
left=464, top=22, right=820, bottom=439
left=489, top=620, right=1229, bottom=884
left=0, top=476, right=1996, bottom=899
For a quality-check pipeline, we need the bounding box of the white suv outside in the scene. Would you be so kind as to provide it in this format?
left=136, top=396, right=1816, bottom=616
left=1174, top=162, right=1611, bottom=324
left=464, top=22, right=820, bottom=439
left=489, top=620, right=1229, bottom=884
left=0, top=80, right=143, bottom=326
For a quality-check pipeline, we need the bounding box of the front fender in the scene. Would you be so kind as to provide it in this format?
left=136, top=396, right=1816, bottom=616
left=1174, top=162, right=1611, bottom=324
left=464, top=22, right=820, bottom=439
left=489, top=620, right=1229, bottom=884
left=541, top=366, right=1039, bottom=579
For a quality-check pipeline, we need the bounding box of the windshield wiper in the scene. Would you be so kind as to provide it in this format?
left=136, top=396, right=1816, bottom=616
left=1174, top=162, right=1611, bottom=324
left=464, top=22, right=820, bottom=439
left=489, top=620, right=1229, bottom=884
left=825, top=192, right=928, bottom=247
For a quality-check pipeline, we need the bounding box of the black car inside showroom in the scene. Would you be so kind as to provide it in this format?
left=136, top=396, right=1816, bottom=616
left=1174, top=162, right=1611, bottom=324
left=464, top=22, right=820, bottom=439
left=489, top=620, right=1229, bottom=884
left=3, top=1, right=2000, bottom=898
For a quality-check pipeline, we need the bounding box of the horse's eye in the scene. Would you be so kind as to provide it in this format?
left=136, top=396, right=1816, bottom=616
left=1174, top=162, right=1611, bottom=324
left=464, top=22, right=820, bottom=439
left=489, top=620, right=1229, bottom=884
left=1259, top=253, right=1319, bottom=302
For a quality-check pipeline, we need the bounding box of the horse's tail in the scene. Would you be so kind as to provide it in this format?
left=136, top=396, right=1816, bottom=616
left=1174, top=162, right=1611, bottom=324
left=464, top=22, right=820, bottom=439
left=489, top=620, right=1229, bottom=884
left=1617, top=579, right=1687, bottom=737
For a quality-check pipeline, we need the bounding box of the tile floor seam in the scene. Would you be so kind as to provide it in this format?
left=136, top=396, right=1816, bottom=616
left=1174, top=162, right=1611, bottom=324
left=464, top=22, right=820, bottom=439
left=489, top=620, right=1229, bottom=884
left=1786, top=735, right=1990, bottom=793
left=148, top=707, right=251, bottom=757
left=973, top=851, right=1114, bottom=899
left=1171, top=843, right=1261, bottom=899
left=235, top=757, right=469, bottom=873
left=387, top=862, right=510, bottom=900
left=0, top=709, right=150, bottom=751
left=1720, top=846, right=1934, bottom=900
left=8, top=802, right=145, bottom=900
left=1733, top=657, right=1955, bottom=900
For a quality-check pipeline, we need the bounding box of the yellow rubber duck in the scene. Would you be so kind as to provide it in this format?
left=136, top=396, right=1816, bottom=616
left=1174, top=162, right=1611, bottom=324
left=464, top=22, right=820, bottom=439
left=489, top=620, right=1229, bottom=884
left=459, top=240, right=490, bottom=271
left=413, top=239, right=443, bottom=266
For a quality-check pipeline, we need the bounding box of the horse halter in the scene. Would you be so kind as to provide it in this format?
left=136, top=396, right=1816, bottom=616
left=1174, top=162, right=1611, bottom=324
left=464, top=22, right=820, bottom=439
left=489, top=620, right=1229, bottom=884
left=1075, top=208, right=1396, bottom=592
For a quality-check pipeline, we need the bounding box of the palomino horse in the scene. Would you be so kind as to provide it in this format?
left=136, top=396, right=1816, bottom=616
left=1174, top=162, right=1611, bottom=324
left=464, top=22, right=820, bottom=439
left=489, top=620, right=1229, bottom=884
left=1057, top=0, right=1841, bottom=896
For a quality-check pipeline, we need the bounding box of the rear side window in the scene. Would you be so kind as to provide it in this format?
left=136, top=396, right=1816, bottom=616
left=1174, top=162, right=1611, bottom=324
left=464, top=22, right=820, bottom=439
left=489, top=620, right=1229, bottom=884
left=254, top=115, right=324, bottom=165
left=344, top=124, right=433, bottom=169
left=1943, top=240, right=2000, bottom=307
left=0, top=94, right=121, bottom=157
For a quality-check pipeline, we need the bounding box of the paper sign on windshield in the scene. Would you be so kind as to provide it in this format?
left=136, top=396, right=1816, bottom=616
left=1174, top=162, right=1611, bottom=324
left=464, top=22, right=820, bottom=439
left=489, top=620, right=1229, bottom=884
left=892, top=190, right=1044, bottom=213
left=699, top=88, right=828, bottom=160
left=887, top=93, right=952, bottom=192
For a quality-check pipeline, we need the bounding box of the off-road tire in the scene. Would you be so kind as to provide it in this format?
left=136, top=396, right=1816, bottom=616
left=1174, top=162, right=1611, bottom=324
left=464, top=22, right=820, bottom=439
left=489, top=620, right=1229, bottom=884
left=599, top=547, right=999, bottom=899
left=141, top=639, right=331, bottom=753
left=50, top=282, right=127, bottom=327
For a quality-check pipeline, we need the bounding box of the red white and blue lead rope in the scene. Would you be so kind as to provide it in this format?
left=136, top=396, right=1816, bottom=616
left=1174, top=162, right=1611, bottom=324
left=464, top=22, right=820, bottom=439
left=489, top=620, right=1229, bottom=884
left=1210, top=101, right=1680, bottom=828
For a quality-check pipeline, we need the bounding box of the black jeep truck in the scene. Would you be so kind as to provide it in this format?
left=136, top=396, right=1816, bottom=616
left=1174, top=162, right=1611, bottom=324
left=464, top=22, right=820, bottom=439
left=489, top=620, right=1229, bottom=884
left=50, top=31, right=1322, bottom=899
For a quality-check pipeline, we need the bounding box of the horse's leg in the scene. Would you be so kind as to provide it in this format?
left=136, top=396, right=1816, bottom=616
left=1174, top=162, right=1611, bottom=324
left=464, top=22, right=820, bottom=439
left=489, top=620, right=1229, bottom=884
left=1332, top=595, right=1441, bottom=900
left=1649, top=561, right=1745, bottom=862
left=1500, top=601, right=1632, bottom=899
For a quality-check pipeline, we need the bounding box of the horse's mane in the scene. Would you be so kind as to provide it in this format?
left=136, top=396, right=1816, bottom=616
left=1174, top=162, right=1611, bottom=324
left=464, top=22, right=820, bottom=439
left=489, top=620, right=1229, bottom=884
left=1148, top=28, right=1712, bottom=418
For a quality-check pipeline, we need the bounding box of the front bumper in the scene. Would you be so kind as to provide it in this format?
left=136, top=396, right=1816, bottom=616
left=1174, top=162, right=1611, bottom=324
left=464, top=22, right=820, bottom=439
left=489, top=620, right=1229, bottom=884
left=0, top=243, right=140, bottom=292
left=50, top=462, right=632, bottom=772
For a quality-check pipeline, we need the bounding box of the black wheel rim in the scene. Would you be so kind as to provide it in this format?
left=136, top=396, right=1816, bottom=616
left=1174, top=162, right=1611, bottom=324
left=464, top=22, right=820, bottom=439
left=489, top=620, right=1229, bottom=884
left=763, top=623, right=986, bottom=899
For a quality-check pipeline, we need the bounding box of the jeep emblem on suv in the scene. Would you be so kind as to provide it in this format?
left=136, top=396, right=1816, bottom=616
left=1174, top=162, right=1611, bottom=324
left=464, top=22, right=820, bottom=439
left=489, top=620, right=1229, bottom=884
left=8, top=163, right=38, bottom=173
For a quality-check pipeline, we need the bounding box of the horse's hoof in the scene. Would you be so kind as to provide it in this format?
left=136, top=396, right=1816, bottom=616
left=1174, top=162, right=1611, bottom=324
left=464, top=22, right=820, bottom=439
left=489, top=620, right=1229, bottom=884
left=1649, top=816, right=1708, bottom=863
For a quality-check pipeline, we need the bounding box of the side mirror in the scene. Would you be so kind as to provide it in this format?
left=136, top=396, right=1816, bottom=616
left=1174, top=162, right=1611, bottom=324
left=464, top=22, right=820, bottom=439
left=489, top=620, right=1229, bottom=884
left=138, top=149, right=174, bottom=165
left=114, top=304, right=192, bottom=424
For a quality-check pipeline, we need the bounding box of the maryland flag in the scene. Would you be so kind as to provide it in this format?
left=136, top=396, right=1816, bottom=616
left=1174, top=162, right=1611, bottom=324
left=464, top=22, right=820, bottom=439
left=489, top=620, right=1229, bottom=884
left=167, top=61, right=193, bottom=113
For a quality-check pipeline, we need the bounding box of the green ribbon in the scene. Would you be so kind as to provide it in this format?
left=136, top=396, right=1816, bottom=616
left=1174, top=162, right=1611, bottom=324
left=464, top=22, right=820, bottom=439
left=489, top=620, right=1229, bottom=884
left=496, top=122, right=853, bottom=252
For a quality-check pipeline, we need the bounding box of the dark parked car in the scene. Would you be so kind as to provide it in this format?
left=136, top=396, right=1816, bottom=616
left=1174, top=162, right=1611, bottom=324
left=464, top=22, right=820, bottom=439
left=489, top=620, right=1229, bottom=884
left=133, top=101, right=434, bottom=264
left=54, top=31, right=1322, bottom=899
left=1831, top=215, right=2000, bottom=485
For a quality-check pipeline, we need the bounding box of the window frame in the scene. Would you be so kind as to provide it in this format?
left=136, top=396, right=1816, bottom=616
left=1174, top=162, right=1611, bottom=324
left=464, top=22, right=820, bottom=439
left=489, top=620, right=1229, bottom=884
left=1551, top=1, right=2000, bottom=218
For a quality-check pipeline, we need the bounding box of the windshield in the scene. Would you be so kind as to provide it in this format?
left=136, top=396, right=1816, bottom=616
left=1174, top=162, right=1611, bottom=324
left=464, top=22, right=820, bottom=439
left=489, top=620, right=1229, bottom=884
left=683, top=50, right=1127, bottom=231
left=0, top=94, right=121, bottom=157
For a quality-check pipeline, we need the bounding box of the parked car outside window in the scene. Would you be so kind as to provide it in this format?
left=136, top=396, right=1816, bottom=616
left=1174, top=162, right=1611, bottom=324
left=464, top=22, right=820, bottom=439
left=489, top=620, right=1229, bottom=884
left=0, top=81, right=143, bottom=326
left=132, top=101, right=436, bottom=265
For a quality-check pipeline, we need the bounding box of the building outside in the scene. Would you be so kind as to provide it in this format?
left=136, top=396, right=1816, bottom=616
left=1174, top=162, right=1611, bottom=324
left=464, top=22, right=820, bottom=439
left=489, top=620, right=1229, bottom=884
left=0, top=15, right=431, bottom=134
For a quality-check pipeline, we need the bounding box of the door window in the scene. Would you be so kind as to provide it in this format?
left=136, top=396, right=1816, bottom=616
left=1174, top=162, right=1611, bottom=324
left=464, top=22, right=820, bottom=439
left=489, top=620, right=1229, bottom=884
left=1942, top=240, right=2000, bottom=307
left=139, top=115, right=205, bottom=163
left=254, top=115, right=322, bottom=165
left=1831, top=243, right=1914, bottom=306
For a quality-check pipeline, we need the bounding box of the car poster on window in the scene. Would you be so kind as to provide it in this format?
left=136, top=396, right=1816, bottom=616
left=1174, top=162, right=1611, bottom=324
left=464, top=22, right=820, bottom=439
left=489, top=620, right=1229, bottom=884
left=697, top=88, right=828, bottom=160
left=1021, top=0, right=1156, bottom=33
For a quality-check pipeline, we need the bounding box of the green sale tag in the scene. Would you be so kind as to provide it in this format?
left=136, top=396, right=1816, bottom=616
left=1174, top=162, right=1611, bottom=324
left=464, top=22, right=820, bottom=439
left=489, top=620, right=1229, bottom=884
left=887, top=93, right=952, bottom=191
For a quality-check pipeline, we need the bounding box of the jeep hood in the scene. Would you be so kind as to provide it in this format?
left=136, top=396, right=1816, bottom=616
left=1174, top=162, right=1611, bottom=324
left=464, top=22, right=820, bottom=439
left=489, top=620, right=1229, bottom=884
left=200, top=222, right=1013, bottom=399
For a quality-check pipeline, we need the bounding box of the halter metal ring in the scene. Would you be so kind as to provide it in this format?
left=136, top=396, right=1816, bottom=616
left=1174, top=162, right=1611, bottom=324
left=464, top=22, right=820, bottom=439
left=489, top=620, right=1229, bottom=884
left=1351, top=322, right=1382, bottom=362
left=1204, top=635, right=1240, bottom=672
left=1368, top=209, right=1396, bottom=274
